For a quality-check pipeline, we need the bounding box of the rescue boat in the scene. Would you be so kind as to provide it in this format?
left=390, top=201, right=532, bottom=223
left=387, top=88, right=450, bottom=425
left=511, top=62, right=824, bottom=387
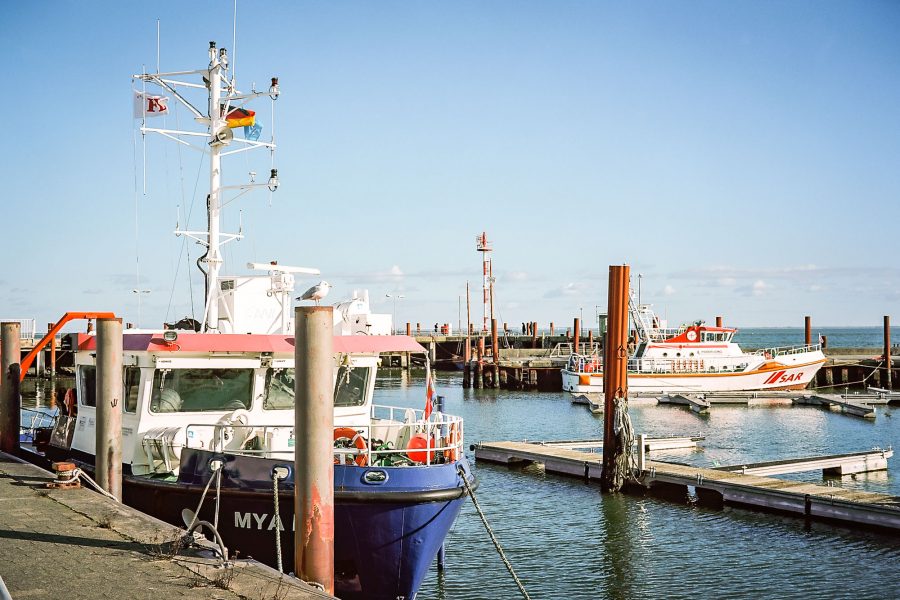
left=562, top=303, right=826, bottom=394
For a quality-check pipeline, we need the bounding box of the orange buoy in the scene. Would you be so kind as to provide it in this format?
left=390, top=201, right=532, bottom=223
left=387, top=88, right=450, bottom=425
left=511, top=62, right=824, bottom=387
left=407, top=433, right=436, bottom=464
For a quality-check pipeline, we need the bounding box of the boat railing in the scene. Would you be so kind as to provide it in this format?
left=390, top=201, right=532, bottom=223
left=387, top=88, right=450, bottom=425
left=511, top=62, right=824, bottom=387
left=566, top=353, right=753, bottom=374
left=184, top=410, right=465, bottom=467
left=19, top=407, right=57, bottom=440
left=643, top=327, right=688, bottom=342
left=752, top=344, right=821, bottom=358
left=550, top=342, right=601, bottom=357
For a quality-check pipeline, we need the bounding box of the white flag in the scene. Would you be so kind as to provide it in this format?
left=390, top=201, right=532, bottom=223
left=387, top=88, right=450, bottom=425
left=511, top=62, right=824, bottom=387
left=134, top=91, right=169, bottom=118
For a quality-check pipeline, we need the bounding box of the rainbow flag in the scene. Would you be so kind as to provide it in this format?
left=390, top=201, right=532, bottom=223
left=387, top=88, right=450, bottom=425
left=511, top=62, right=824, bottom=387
left=225, top=108, right=255, bottom=129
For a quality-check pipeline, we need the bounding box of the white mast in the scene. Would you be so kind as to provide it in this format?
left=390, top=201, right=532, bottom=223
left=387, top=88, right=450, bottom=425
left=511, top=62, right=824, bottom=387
left=134, top=41, right=280, bottom=333
left=206, top=42, right=225, bottom=331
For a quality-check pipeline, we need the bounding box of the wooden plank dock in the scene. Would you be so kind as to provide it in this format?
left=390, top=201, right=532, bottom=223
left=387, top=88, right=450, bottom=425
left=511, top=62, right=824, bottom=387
left=473, top=440, right=900, bottom=531
left=0, top=452, right=333, bottom=599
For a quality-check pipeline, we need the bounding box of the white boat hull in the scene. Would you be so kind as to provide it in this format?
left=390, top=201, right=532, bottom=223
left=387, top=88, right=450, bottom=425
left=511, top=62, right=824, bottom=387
left=562, top=354, right=826, bottom=394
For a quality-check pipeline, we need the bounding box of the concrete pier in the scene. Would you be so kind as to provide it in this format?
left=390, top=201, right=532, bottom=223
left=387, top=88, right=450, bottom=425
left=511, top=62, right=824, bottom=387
left=0, top=452, right=333, bottom=599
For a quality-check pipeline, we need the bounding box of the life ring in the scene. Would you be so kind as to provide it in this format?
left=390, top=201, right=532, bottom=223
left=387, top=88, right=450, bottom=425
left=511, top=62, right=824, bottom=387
left=334, top=427, right=367, bottom=467
left=686, top=330, right=698, bottom=342
left=444, top=422, right=459, bottom=462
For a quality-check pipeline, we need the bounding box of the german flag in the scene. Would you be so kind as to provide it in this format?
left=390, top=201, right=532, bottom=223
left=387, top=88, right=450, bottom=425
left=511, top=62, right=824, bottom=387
left=225, top=108, right=256, bottom=129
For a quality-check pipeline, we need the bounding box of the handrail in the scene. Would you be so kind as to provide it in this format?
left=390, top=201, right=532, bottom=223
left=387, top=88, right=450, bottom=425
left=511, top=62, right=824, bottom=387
left=184, top=411, right=465, bottom=466
left=19, top=311, right=117, bottom=380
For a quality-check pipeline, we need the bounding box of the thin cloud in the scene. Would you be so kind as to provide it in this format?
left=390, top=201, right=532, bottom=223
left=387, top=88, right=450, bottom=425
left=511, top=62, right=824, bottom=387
left=544, top=282, right=588, bottom=298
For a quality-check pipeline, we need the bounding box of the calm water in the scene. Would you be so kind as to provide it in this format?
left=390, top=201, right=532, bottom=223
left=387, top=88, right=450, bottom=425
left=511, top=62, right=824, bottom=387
left=377, top=370, right=900, bottom=600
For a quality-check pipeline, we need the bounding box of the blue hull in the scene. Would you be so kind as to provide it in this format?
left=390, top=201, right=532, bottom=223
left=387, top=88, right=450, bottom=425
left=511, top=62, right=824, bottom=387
left=122, top=449, right=475, bottom=600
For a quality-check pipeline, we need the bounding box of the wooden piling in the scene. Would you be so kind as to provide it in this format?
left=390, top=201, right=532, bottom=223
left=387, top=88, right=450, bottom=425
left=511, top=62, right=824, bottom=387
left=588, top=330, right=594, bottom=352
left=491, top=318, right=500, bottom=388
left=716, top=316, right=722, bottom=328
left=602, top=265, right=630, bottom=493
left=574, top=318, right=581, bottom=355
left=406, top=322, right=411, bottom=336
left=96, top=318, right=123, bottom=501
left=48, top=321, right=56, bottom=377
left=475, top=338, right=484, bottom=389
left=532, top=322, right=538, bottom=349
left=0, top=322, right=21, bottom=454
left=294, top=306, right=335, bottom=594
left=805, top=316, right=812, bottom=346
left=885, top=315, right=892, bottom=390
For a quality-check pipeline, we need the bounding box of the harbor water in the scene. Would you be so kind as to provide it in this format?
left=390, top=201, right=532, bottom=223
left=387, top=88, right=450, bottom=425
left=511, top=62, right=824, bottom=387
left=379, top=371, right=900, bottom=600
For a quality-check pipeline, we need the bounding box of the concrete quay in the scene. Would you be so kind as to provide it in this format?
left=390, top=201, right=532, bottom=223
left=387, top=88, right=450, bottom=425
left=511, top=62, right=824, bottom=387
left=0, top=452, right=333, bottom=600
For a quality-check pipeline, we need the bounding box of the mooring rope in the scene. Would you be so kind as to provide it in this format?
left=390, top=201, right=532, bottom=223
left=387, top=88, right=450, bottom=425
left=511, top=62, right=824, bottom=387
left=70, top=468, right=119, bottom=502
left=457, top=464, right=531, bottom=600
left=272, top=473, right=284, bottom=574
left=608, top=395, right=638, bottom=489
left=186, top=461, right=223, bottom=532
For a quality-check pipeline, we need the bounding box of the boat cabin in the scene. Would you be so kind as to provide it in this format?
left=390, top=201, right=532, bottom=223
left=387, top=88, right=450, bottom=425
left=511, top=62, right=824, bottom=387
left=55, top=331, right=425, bottom=476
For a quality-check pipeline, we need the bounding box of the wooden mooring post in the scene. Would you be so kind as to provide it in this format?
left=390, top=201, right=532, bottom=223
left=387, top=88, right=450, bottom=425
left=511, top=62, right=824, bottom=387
left=96, top=318, right=123, bottom=500
left=602, top=265, right=630, bottom=493
left=885, top=315, right=892, bottom=390
left=475, top=337, right=484, bottom=389
left=491, top=318, right=500, bottom=389
left=573, top=317, right=580, bottom=355
left=805, top=316, right=812, bottom=346
left=294, top=306, right=335, bottom=594
left=0, top=322, right=21, bottom=454
left=47, top=321, right=56, bottom=377
left=716, top=316, right=722, bottom=328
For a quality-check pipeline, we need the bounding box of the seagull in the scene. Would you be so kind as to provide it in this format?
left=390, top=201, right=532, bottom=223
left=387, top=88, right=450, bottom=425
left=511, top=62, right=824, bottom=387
left=297, top=281, right=332, bottom=305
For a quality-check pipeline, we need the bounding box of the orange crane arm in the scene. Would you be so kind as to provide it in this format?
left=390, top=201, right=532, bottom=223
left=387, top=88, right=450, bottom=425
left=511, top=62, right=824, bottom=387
left=19, top=312, right=117, bottom=381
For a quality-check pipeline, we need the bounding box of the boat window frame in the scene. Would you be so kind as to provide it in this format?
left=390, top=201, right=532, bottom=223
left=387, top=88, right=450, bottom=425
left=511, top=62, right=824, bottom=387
left=123, top=366, right=141, bottom=413
left=261, top=364, right=372, bottom=410
left=78, top=365, right=97, bottom=407
left=148, top=367, right=254, bottom=413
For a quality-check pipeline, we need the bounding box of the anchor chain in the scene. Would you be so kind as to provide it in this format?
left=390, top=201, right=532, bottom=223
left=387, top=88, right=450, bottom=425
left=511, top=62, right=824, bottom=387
left=457, top=464, right=531, bottom=600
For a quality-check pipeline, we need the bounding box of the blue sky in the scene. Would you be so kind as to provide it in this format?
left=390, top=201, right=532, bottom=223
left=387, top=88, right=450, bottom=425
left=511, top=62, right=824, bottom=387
left=2, top=1, right=899, bottom=331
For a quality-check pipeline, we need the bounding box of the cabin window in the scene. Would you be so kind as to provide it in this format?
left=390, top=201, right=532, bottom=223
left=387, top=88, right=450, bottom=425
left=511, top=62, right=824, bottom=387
left=262, top=366, right=370, bottom=410
left=79, top=366, right=97, bottom=407
left=124, top=367, right=141, bottom=413
left=334, top=366, right=369, bottom=407
left=149, top=368, right=253, bottom=413
left=263, top=368, right=295, bottom=410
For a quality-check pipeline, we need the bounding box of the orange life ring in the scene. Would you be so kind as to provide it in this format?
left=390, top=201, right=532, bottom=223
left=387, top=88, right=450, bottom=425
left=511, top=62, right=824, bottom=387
left=444, top=423, right=459, bottom=462
left=333, top=427, right=367, bottom=467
